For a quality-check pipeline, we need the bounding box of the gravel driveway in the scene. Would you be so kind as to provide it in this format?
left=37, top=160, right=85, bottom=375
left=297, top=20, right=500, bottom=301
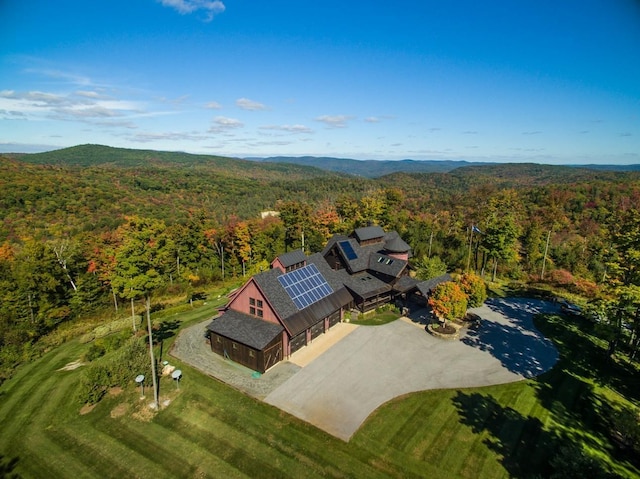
left=172, top=297, right=560, bottom=442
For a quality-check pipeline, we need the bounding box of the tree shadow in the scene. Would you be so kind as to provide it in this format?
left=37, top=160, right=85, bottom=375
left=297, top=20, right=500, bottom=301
left=535, top=312, right=640, bottom=405
left=154, top=319, right=180, bottom=342
left=0, top=454, right=20, bottom=479
left=452, top=391, right=618, bottom=478
left=461, top=298, right=559, bottom=378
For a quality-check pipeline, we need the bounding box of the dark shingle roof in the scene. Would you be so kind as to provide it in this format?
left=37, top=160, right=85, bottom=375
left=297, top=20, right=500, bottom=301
left=393, top=275, right=420, bottom=293
left=368, top=253, right=407, bottom=278
left=253, top=253, right=353, bottom=336
left=384, top=233, right=410, bottom=253
left=416, top=274, right=453, bottom=296
left=275, top=249, right=306, bottom=268
left=342, top=272, right=392, bottom=299
left=207, top=311, right=283, bottom=350
left=354, top=226, right=385, bottom=242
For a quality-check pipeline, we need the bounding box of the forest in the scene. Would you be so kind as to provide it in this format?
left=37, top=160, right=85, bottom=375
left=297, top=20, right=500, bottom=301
left=2, top=144, right=640, bottom=382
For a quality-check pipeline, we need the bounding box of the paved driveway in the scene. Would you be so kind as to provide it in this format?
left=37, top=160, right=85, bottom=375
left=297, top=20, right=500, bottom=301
left=172, top=298, right=560, bottom=442
left=263, top=297, right=559, bottom=441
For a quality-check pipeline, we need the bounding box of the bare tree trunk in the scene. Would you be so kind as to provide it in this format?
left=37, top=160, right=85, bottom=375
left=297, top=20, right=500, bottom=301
left=492, top=258, right=498, bottom=282
left=146, top=295, right=159, bottom=410
left=52, top=240, right=78, bottom=292
left=131, top=296, right=136, bottom=332
left=111, top=287, right=119, bottom=313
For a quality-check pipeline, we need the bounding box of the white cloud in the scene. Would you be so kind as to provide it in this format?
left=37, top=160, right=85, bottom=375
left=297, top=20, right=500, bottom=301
left=236, top=97, right=268, bottom=111
left=159, top=0, right=225, bottom=21
left=259, top=124, right=313, bottom=134
left=315, top=115, right=353, bottom=128
left=131, top=131, right=208, bottom=143
left=365, top=116, right=381, bottom=123
left=209, top=116, right=244, bottom=133
left=75, top=90, right=103, bottom=99
left=205, top=101, right=222, bottom=109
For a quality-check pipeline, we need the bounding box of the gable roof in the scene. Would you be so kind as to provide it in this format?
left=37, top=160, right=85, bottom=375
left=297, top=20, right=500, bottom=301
left=275, top=249, right=306, bottom=268
left=207, top=310, right=283, bottom=350
left=416, top=274, right=453, bottom=296
left=368, top=253, right=407, bottom=278
left=354, top=225, right=385, bottom=242
left=252, top=253, right=351, bottom=336
left=341, top=271, right=392, bottom=299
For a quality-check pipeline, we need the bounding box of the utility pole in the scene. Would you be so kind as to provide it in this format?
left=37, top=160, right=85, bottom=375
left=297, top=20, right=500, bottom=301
left=541, top=230, right=551, bottom=280
left=428, top=230, right=434, bottom=258
left=466, top=225, right=474, bottom=272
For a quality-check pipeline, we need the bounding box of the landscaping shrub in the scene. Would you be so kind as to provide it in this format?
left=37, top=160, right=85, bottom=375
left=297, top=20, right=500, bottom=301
left=458, top=273, right=488, bottom=307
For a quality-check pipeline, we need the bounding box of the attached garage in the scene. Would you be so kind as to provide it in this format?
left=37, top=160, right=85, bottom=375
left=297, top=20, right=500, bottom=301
left=310, top=320, right=324, bottom=340
left=207, top=310, right=284, bottom=373
left=289, top=331, right=307, bottom=354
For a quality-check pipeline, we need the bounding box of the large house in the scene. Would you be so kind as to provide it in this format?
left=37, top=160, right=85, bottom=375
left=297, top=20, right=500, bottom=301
left=206, top=226, right=450, bottom=373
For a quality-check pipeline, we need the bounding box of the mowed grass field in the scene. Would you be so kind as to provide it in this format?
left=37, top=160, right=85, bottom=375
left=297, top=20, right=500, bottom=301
left=1, top=300, right=639, bottom=478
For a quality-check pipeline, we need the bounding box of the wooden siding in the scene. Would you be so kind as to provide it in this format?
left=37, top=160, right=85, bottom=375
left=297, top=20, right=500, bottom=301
left=227, top=279, right=279, bottom=325
left=209, top=331, right=282, bottom=373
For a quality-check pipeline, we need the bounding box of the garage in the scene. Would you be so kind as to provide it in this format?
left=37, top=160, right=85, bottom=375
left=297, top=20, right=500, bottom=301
left=289, top=331, right=306, bottom=354
left=328, top=310, right=341, bottom=328
left=310, top=320, right=325, bottom=340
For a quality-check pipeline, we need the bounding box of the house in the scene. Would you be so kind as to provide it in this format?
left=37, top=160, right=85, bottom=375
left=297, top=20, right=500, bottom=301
left=206, top=226, right=449, bottom=372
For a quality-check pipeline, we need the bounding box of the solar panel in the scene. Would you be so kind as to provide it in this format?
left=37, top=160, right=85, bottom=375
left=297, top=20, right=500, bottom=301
left=339, top=240, right=358, bottom=260
left=277, top=263, right=334, bottom=310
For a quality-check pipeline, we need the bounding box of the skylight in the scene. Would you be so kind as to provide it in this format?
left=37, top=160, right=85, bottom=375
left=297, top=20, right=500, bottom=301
left=339, top=240, right=358, bottom=260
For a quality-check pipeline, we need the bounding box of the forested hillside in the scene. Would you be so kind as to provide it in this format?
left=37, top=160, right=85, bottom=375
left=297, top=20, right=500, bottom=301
left=2, top=144, right=640, bottom=382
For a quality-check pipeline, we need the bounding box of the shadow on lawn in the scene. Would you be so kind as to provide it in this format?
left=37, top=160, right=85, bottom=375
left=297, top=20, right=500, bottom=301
left=0, top=453, right=20, bottom=478
left=452, top=391, right=617, bottom=478
left=461, top=298, right=559, bottom=378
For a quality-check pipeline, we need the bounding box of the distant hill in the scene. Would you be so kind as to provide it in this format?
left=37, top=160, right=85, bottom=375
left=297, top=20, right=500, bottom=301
left=248, top=156, right=491, bottom=177
left=18, top=144, right=339, bottom=181
left=247, top=155, right=640, bottom=178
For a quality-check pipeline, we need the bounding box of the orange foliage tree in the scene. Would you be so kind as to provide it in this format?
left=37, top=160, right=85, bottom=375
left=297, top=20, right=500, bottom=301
left=428, top=281, right=468, bottom=325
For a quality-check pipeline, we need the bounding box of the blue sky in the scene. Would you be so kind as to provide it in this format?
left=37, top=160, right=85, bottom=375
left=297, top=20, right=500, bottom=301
left=1, top=0, right=639, bottom=164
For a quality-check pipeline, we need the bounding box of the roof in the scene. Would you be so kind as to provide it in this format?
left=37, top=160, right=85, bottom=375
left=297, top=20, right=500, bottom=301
left=354, top=225, right=386, bottom=242
left=207, top=311, right=283, bottom=350
left=416, top=274, right=453, bottom=296
left=393, top=275, right=421, bottom=293
left=253, top=253, right=352, bottom=335
left=275, top=249, right=306, bottom=268
left=342, top=271, right=392, bottom=299
left=368, top=253, right=407, bottom=278
left=384, top=233, right=410, bottom=253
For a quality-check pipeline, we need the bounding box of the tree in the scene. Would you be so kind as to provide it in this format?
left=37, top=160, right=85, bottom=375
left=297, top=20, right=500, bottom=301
left=414, top=255, right=447, bottom=281
left=457, top=273, right=487, bottom=308
left=112, top=216, right=173, bottom=409
left=428, top=281, right=468, bottom=326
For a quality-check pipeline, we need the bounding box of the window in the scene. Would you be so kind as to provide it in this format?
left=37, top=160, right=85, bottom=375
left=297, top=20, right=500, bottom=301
left=249, top=350, right=255, bottom=358
left=249, top=297, right=264, bottom=318
left=232, top=343, right=238, bottom=350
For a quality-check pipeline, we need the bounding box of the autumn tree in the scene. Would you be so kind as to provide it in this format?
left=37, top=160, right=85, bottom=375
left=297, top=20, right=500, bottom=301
left=457, top=273, right=487, bottom=308
left=428, top=281, right=468, bottom=326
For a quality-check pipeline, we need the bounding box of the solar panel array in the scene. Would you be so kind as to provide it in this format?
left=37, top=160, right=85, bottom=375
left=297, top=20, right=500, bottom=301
left=339, top=240, right=358, bottom=260
left=277, top=263, right=334, bottom=310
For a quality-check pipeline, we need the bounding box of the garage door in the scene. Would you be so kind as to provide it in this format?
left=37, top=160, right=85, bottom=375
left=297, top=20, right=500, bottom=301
left=289, top=332, right=306, bottom=354
left=310, top=321, right=324, bottom=340
left=328, top=311, right=341, bottom=328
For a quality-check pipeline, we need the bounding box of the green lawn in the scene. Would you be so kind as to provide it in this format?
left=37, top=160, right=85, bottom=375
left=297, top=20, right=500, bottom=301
left=1, top=301, right=639, bottom=478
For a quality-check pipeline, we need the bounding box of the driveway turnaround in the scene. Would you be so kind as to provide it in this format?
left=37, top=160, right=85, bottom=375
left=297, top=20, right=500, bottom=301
left=263, top=297, right=559, bottom=441
left=172, top=298, right=559, bottom=442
